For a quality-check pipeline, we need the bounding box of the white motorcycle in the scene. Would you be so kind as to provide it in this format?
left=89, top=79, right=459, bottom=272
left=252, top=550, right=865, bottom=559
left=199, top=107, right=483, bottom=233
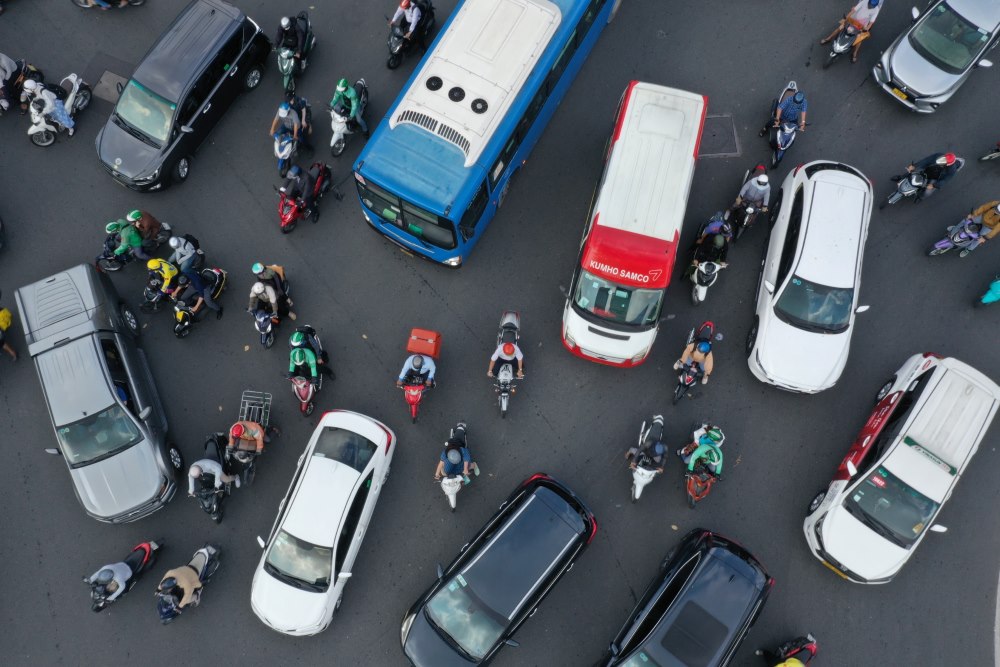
left=631, top=415, right=666, bottom=503
left=329, top=78, right=369, bottom=157
left=690, top=260, right=726, bottom=305
left=28, top=73, right=91, bottom=147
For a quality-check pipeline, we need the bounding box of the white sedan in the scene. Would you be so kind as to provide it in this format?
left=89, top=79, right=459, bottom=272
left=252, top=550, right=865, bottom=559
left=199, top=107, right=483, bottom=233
left=251, top=410, right=396, bottom=635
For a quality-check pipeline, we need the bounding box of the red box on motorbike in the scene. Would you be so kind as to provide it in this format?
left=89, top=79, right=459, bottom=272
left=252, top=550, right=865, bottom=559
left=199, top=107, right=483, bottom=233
left=407, top=328, right=442, bottom=359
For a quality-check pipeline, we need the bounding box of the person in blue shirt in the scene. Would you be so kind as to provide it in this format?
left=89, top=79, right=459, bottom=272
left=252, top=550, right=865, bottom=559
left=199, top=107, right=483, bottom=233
left=759, top=90, right=808, bottom=137
left=434, top=422, right=478, bottom=480
left=396, top=353, right=436, bottom=387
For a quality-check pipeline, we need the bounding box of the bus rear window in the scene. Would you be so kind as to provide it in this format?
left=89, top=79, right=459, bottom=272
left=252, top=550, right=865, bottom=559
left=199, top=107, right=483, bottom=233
left=356, top=179, right=456, bottom=250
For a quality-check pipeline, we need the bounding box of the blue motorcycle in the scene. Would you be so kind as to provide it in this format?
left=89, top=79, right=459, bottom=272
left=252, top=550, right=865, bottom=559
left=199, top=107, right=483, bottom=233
left=273, top=127, right=297, bottom=177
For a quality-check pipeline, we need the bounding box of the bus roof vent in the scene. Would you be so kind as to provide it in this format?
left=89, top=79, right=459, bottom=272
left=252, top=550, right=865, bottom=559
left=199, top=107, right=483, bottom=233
left=426, top=76, right=443, bottom=91
left=436, top=122, right=471, bottom=156
left=397, top=108, right=439, bottom=134
left=448, top=86, right=466, bottom=102
left=471, top=98, right=488, bottom=114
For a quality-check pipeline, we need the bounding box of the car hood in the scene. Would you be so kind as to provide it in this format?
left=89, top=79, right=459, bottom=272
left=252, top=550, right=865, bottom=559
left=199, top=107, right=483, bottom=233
left=403, top=609, right=479, bottom=667
left=821, top=505, right=909, bottom=581
left=250, top=568, right=330, bottom=634
left=96, top=117, right=164, bottom=179
left=756, top=314, right=851, bottom=391
left=70, top=440, right=161, bottom=518
left=887, top=36, right=962, bottom=97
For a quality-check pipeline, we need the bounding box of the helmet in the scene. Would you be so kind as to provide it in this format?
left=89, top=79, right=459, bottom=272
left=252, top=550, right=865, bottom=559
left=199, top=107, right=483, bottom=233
left=290, top=331, right=306, bottom=347
left=251, top=282, right=265, bottom=296
left=502, top=342, right=515, bottom=356
left=147, top=259, right=164, bottom=272
left=95, top=569, right=115, bottom=586
left=336, top=78, right=348, bottom=93
left=793, top=91, right=805, bottom=104
left=189, top=464, right=203, bottom=479
left=230, top=423, right=245, bottom=439
left=943, top=152, right=957, bottom=166
left=446, top=448, right=463, bottom=465
left=168, top=237, right=182, bottom=249
left=126, top=210, right=142, bottom=223
left=697, top=340, right=712, bottom=354
left=868, top=0, right=880, bottom=7
left=653, top=442, right=666, bottom=457
left=105, top=221, right=123, bottom=234
left=755, top=174, right=769, bottom=186
left=22, top=78, right=37, bottom=92
left=159, top=577, right=178, bottom=594
left=251, top=262, right=264, bottom=275
left=290, top=348, right=307, bottom=365
left=280, top=16, right=291, bottom=29
left=400, top=0, right=411, bottom=8
left=277, top=102, right=290, bottom=118
left=705, top=427, right=724, bottom=443
left=712, top=234, right=725, bottom=249
left=411, top=354, right=424, bottom=370
left=288, top=165, right=302, bottom=178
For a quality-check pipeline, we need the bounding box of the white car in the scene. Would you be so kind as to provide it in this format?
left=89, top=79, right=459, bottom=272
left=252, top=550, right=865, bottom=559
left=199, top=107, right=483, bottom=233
left=250, top=410, right=396, bottom=635
left=746, top=160, right=872, bottom=393
left=803, top=353, right=1000, bottom=583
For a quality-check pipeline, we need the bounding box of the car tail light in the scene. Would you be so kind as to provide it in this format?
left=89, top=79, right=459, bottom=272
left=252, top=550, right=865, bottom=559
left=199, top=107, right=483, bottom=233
left=522, top=473, right=550, bottom=487
left=793, top=164, right=804, bottom=175
left=586, top=515, right=598, bottom=544
left=922, top=352, right=943, bottom=359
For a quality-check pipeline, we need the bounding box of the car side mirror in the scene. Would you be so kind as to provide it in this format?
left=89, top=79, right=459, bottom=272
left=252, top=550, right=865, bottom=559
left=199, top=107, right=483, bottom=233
left=435, top=563, right=444, bottom=579
left=181, top=125, right=194, bottom=134
left=504, top=639, right=520, bottom=648
left=45, top=448, right=61, bottom=456
left=256, top=536, right=266, bottom=548
left=138, top=406, right=152, bottom=420
left=910, top=7, right=919, bottom=21
left=977, top=59, right=993, bottom=69
left=763, top=280, right=775, bottom=294
left=338, top=572, right=352, bottom=580
left=929, top=524, right=948, bottom=533
left=846, top=460, right=858, bottom=477
left=855, top=305, right=870, bottom=314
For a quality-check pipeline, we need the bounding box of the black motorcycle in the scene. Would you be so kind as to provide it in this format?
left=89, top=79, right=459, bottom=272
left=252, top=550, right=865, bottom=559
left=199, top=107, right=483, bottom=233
left=193, top=434, right=232, bottom=523
left=139, top=271, right=174, bottom=313
left=85, top=540, right=162, bottom=612
left=386, top=0, right=436, bottom=69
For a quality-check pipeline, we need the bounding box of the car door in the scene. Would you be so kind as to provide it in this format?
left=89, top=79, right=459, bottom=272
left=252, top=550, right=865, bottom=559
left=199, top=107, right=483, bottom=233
left=334, top=471, right=375, bottom=586
left=206, top=28, right=247, bottom=119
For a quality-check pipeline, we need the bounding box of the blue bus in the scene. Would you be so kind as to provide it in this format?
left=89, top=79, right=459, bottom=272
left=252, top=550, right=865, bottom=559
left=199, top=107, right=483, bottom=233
left=353, top=0, right=622, bottom=267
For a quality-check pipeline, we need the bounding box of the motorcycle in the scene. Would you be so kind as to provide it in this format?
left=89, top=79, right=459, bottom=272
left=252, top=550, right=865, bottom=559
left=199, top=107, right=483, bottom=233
left=290, top=375, right=321, bottom=416
left=822, top=21, right=862, bottom=69
left=96, top=222, right=172, bottom=272
left=329, top=79, right=369, bottom=156
left=980, top=141, right=1000, bottom=162
left=253, top=308, right=279, bottom=348
left=977, top=276, right=1000, bottom=307
left=928, top=219, right=984, bottom=257
left=276, top=12, right=316, bottom=94
left=27, top=74, right=92, bottom=147
left=439, top=423, right=475, bottom=512
left=86, top=540, right=161, bottom=612
left=193, top=434, right=231, bottom=523
left=173, top=268, right=227, bottom=338
left=494, top=310, right=521, bottom=418
left=766, top=81, right=802, bottom=167
left=400, top=380, right=429, bottom=423
left=631, top=415, right=665, bottom=503
left=672, top=322, right=719, bottom=405
left=386, top=1, right=436, bottom=69
left=278, top=162, right=334, bottom=233
left=690, top=260, right=725, bottom=306
left=880, top=158, right=966, bottom=209
left=155, top=544, right=221, bottom=625
left=0, top=59, right=44, bottom=114
left=140, top=270, right=179, bottom=314
left=273, top=128, right=297, bottom=177
left=72, top=0, right=145, bottom=9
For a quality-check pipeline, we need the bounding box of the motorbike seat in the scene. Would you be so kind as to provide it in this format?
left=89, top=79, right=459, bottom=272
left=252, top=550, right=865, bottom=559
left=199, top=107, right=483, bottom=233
left=500, top=327, right=518, bottom=344
left=307, top=164, right=321, bottom=180
left=188, top=552, right=208, bottom=577
left=123, top=546, right=148, bottom=571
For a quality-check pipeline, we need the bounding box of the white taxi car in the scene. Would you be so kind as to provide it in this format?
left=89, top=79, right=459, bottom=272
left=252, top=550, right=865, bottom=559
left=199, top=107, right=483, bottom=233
left=250, top=410, right=395, bottom=635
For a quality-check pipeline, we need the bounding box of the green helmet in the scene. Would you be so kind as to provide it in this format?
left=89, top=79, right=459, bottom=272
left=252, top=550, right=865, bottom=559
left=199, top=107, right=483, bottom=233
left=251, top=262, right=264, bottom=275
left=126, top=210, right=142, bottom=223
left=291, top=348, right=308, bottom=365
left=289, top=331, right=306, bottom=347
left=105, top=221, right=123, bottom=234
left=336, top=78, right=348, bottom=93
left=705, top=427, right=724, bottom=443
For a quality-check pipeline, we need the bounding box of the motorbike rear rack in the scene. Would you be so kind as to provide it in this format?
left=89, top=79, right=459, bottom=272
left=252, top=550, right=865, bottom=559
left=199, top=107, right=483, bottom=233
left=239, top=390, right=272, bottom=427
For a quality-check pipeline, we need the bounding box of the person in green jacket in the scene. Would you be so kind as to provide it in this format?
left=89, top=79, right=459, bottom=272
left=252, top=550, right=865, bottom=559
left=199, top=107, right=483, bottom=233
left=105, top=220, right=149, bottom=259
left=286, top=346, right=334, bottom=384
left=678, top=425, right=724, bottom=476
left=330, top=78, right=368, bottom=138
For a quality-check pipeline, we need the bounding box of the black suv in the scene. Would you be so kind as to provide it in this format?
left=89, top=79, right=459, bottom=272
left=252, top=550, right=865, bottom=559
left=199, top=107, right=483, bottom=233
left=602, top=530, right=773, bottom=667
left=401, top=474, right=597, bottom=665
left=96, top=0, right=270, bottom=191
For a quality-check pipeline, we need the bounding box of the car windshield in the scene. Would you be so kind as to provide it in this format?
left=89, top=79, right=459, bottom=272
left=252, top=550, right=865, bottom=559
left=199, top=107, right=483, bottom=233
left=425, top=574, right=507, bottom=660
left=313, top=427, right=377, bottom=473
left=775, top=275, right=854, bottom=332
left=115, top=80, right=176, bottom=145
left=55, top=403, right=142, bottom=467
left=909, top=3, right=991, bottom=74
left=355, top=179, right=457, bottom=250
left=573, top=269, right=663, bottom=326
left=845, top=466, right=940, bottom=548
left=264, top=529, right=332, bottom=591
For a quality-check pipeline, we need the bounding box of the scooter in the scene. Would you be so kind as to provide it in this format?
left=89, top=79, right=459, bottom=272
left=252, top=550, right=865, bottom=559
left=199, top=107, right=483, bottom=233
left=880, top=159, right=966, bottom=209
left=386, top=1, right=436, bottom=69
left=276, top=11, right=316, bottom=94
left=155, top=544, right=221, bottom=625
left=173, top=268, right=227, bottom=338
left=690, top=260, right=725, bottom=305
left=401, top=380, right=429, bottom=423
left=822, top=21, right=862, bottom=69
left=96, top=221, right=172, bottom=272
left=977, top=276, right=1000, bottom=307
left=764, top=82, right=802, bottom=167
left=253, top=308, right=279, bottom=348
left=86, top=540, right=162, bottom=612
left=140, top=269, right=180, bottom=314
left=928, top=219, right=984, bottom=257
left=289, top=375, right=321, bottom=416
left=672, top=322, right=718, bottom=405
left=329, top=79, right=369, bottom=156
left=193, top=434, right=231, bottom=524
left=72, top=0, right=145, bottom=9
left=685, top=465, right=717, bottom=509
left=439, top=423, right=476, bottom=512
left=273, top=128, right=297, bottom=177
left=494, top=310, right=521, bottom=418
left=277, top=162, right=334, bottom=233
left=631, top=415, right=665, bottom=503
left=27, top=74, right=92, bottom=147
left=0, top=59, right=44, bottom=115
left=979, top=141, right=1000, bottom=162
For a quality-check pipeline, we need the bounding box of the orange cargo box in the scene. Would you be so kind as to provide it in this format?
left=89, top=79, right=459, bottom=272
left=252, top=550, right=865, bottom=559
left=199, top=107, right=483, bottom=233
left=407, top=328, right=442, bottom=359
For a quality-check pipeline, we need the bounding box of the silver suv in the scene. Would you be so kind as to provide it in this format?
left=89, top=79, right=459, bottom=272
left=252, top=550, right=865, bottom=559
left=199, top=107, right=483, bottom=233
left=16, top=264, right=181, bottom=522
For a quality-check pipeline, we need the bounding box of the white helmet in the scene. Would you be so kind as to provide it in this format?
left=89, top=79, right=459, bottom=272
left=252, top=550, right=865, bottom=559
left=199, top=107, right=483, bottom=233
left=168, top=237, right=182, bottom=249
left=23, top=79, right=38, bottom=92
left=755, top=174, right=769, bottom=186
left=251, top=283, right=265, bottom=296
left=280, top=16, right=291, bottom=29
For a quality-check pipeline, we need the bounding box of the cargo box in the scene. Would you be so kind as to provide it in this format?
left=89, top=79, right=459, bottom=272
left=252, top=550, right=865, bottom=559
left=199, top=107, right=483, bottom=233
left=407, top=328, right=442, bottom=359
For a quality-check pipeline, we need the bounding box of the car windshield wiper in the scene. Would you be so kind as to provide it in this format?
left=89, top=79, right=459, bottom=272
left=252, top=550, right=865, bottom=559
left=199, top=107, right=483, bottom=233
left=845, top=503, right=908, bottom=547
left=423, top=608, right=479, bottom=662
left=263, top=562, right=307, bottom=589
left=112, top=113, right=162, bottom=149
left=69, top=438, right=141, bottom=469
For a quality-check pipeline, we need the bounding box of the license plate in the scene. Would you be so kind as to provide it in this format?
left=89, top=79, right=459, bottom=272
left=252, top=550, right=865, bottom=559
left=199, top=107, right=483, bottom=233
left=821, top=560, right=849, bottom=579
left=890, top=87, right=908, bottom=101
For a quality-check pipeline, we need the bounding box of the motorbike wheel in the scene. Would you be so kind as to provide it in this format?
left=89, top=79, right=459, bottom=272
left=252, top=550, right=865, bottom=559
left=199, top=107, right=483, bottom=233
left=690, top=284, right=702, bottom=306
left=672, top=382, right=686, bottom=405
left=928, top=246, right=951, bottom=256
left=387, top=54, right=402, bottom=70
left=71, top=0, right=92, bottom=6
left=304, top=401, right=315, bottom=417
left=331, top=138, right=346, bottom=157
left=212, top=510, right=223, bottom=524
left=264, top=332, right=275, bottom=349
left=499, top=393, right=508, bottom=418
left=74, top=86, right=93, bottom=112
left=31, top=130, right=55, bottom=147
left=310, top=209, right=320, bottom=223
left=770, top=149, right=782, bottom=168
left=243, top=464, right=256, bottom=487
left=281, top=221, right=297, bottom=234
left=129, top=0, right=147, bottom=4
left=630, top=484, right=638, bottom=504
left=175, top=326, right=191, bottom=339
left=822, top=52, right=838, bottom=70
left=97, top=257, right=122, bottom=272
left=687, top=493, right=697, bottom=509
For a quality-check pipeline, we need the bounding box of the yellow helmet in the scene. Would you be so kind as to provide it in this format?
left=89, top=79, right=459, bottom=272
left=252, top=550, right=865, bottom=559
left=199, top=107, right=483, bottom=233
left=146, top=259, right=165, bottom=272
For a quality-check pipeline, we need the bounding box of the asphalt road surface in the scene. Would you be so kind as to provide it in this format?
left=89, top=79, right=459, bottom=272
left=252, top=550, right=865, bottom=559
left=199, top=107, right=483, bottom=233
left=2, top=1, right=999, bottom=666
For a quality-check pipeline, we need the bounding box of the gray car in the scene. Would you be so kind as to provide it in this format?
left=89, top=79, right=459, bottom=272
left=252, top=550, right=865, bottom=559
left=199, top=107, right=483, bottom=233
left=15, top=264, right=182, bottom=522
left=872, top=0, right=1000, bottom=112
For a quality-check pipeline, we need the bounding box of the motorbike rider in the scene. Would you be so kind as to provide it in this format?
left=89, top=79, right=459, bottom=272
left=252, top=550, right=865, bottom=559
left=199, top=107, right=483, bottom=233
left=330, top=78, right=369, bottom=138
left=125, top=209, right=163, bottom=244
left=760, top=89, right=807, bottom=137
left=287, top=346, right=334, bottom=384
left=894, top=152, right=961, bottom=201
left=282, top=164, right=317, bottom=216
left=674, top=337, right=715, bottom=384
left=396, top=353, right=436, bottom=387
left=146, top=258, right=179, bottom=294
left=625, top=438, right=667, bottom=474
left=157, top=564, right=202, bottom=611
left=434, top=423, right=478, bottom=480
left=274, top=15, right=307, bottom=62
left=105, top=220, right=149, bottom=260
left=175, top=273, right=223, bottom=319
left=970, top=201, right=1000, bottom=247
left=285, top=91, right=313, bottom=150
left=248, top=281, right=294, bottom=319
left=269, top=101, right=302, bottom=147
left=228, top=421, right=268, bottom=455
left=0, top=52, right=17, bottom=111
left=695, top=212, right=733, bottom=246
left=820, top=0, right=882, bottom=63
left=756, top=634, right=818, bottom=666
left=0, top=302, right=17, bottom=361
left=21, top=78, right=75, bottom=135
left=166, top=235, right=202, bottom=274
left=251, top=262, right=291, bottom=303
left=83, top=561, right=133, bottom=602
left=289, top=328, right=333, bottom=372
left=487, top=341, right=524, bottom=379
left=188, top=459, right=239, bottom=497
left=389, top=0, right=428, bottom=50
left=731, top=171, right=770, bottom=214
left=678, top=425, right=725, bottom=475
left=690, top=234, right=729, bottom=274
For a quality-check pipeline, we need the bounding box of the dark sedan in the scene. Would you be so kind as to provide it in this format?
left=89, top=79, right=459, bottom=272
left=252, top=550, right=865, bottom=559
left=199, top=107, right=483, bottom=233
left=602, top=530, right=773, bottom=667
left=401, top=473, right=597, bottom=666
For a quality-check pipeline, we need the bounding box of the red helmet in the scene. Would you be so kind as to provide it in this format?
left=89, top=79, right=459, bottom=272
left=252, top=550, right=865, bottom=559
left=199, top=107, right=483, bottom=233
left=941, top=152, right=957, bottom=166
left=502, top=342, right=515, bottom=356
left=230, top=423, right=245, bottom=439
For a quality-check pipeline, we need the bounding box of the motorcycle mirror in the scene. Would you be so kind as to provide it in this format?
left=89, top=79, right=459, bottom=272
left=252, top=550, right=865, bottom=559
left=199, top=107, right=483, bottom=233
left=714, top=333, right=723, bottom=341
left=910, top=6, right=919, bottom=20
left=846, top=460, right=858, bottom=477
left=44, top=448, right=62, bottom=456
left=435, top=563, right=444, bottom=579
left=855, top=305, right=871, bottom=313
left=256, top=536, right=265, bottom=549
left=763, top=280, right=775, bottom=294
left=337, top=572, right=352, bottom=580
left=929, top=524, right=948, bottom=533
left=138, top=406, right=152, bottom=420
left=978, top=59, right=993, bottom=69
left=180, top=125, right=193, bottom=134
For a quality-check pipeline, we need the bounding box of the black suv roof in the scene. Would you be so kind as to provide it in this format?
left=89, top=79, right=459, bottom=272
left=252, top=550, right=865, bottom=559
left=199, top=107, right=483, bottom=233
left=131, top=0, right=244, bottom=102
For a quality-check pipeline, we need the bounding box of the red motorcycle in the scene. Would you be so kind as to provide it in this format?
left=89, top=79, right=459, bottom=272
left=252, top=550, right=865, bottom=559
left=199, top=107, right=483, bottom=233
left=86, top=539, right=162, bottom=612
left=277, top=162, right=335, bottom=234
left=290, top=375, right=320, bottom=416
left=400, top=381, right=429, bottom=423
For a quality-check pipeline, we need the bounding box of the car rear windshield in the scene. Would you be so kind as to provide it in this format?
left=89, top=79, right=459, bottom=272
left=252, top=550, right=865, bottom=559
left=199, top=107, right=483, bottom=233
left=313, top=427, right=377, bottom=473
left=115, top=80, right=177, bottom=145
left=264, top=529, right=332, bottom=592
left=56, top=404, right=142, bottom=467
left=845, top=466, right=940, bottom=548
left=909, top=3, right=990, bottom=74
left=425, top=574, right=506, bottom=661
left=775, top=275, right=854, bottom=332
left=573, top=269, right=663, bottom=326
left=356, top=178, right=457, bottom=250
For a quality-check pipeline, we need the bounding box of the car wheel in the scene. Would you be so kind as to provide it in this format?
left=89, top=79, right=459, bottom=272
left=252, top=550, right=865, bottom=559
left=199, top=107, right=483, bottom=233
left=745, top=317, right=758, bottom=357
left=172, top=157, right=191, bottom=184
left=808, top=490, right=826, bottom=513
left=120, top=303, right=139, bottom=337
left=875, top=377, right=896, bottom=403
left=168, top=446, right=184, bottom=472
left=244, top=63, right=264, bottom=91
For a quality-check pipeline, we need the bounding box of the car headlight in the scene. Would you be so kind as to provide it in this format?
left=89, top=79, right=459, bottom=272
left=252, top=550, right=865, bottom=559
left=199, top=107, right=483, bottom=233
left=630, top=350, right=647, bottom=363
left=813, top=516, right=825, bottom=551
left=134, top=168, right=160, bottom=184
left=400, top=612, right=416, bottom=645
left=443, top=256, right=462, bottom=267
left=564, top=331, right=576, bottom=348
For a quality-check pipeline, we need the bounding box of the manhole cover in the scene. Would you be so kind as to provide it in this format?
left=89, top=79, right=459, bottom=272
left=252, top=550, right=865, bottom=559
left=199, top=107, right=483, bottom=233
left=699, top=114, right=740, bottom=158
left=93, top=70, right=128, bottom=104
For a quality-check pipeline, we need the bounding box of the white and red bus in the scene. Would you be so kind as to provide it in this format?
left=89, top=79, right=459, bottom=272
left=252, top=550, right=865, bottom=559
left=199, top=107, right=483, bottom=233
left=561, top=81, right=706, bottom=367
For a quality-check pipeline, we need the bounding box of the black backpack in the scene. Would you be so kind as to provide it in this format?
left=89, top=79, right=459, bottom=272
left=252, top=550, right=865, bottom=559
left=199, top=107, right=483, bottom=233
left=42, top=82, right=67, bottom=102
left=182, top=233, right=200, bottom=250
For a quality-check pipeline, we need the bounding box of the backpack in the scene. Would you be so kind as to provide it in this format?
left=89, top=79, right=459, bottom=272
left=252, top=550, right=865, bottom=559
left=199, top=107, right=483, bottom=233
left=182, top=233, right=200, bottom=250
left=42, top=82, right=67, bottom=102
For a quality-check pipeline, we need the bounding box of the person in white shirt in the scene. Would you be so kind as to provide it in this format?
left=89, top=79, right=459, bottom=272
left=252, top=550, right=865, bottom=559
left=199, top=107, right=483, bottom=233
left=389, top=0, right=427, bottom=49
left=487, top=342, right=524, bottom=378
left=188, top=459, right=239, bottom=496
left=819, top=0, right=883, bottom=63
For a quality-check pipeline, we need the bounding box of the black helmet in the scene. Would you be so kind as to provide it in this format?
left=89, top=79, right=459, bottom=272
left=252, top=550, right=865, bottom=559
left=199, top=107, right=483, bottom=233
left=177, top=274, right=191, bottom=287
left=95, top=569, right=115, bottom=585
left=159, top=576, right=178, bottom=593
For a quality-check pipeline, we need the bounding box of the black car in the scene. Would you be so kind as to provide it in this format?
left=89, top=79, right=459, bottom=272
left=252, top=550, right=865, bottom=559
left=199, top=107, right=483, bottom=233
left=401, top=473, right=597, bottom=666
left=95, top=0, right=270, bottom=191
left=602, top=530, right=773, bottom=667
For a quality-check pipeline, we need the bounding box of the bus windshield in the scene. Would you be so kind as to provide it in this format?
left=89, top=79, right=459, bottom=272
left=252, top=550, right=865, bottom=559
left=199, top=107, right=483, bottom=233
left=573, top=270, right=663, bottom=326
left=356, top=178, right=456, bottom=250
